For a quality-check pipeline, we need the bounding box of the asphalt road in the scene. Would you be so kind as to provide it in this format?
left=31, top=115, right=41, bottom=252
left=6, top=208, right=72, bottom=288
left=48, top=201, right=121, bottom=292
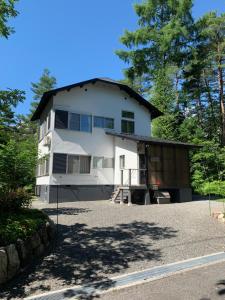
left=99, top=261, right=225, bottom=300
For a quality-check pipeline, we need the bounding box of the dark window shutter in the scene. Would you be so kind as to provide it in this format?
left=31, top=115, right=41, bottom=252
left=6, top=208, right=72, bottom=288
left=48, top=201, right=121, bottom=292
left=55, top=110, right=68, bottom=129
left=53, top=153, right=67, bottom=173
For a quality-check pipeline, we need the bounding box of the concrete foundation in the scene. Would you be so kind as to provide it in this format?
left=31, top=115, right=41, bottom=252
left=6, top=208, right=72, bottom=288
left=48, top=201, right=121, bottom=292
left=178, top=188, right=192, bottom=202
left=36, top=185, right=114, bottom=203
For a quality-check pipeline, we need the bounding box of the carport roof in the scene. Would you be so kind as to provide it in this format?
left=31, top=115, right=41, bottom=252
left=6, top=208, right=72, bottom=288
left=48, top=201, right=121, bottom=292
left=105, top=130, right=201, bottom=149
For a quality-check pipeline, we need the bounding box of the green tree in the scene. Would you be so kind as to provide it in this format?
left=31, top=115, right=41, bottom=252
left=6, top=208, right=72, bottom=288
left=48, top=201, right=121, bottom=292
left=0, top=138, right=37, bottom=192
left=0, top=89, right=25, bottom=144
left=117, top=0, right=225, bottom=194
left=196, top=12, right=225, bottom=146
left=116, top=0, right=194, bottom=90
left=0, top=1, right=25, bottom=144
left=0, top=0, right=18, bottom=38
left=30, top=68, right=57, bottom=114
left=116, top=0, right=194, bottom=141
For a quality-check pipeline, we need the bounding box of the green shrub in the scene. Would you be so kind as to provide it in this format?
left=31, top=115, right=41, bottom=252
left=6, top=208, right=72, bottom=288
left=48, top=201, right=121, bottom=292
left=200, top=181, right=225, bottom=197
left=0, top=187, right=32, bottom=212
left=0, top=209, right=48, bottom=246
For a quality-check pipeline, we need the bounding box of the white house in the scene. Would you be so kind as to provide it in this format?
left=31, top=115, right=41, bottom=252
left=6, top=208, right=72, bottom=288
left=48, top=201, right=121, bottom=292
left=31, top=78, right=194, bottom=203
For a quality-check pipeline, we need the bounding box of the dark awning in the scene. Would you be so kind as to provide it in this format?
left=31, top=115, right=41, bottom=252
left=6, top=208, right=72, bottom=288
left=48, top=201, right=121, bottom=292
left=105, top=130, right=201, bottom=149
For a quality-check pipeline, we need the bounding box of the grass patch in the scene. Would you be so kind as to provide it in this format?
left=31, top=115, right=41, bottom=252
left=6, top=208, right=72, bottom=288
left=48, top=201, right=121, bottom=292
left=0, top=208, right=48, bottom=247
left=210, top=198, right=225, bottom=203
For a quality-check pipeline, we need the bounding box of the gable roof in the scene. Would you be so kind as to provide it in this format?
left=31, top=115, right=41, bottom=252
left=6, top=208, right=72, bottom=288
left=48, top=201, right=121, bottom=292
left=30, top=77, right=163, bottom=121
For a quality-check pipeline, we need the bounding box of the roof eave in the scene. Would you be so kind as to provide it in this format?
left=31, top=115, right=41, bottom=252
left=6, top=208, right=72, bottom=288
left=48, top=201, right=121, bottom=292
left=30, top=78, right=163, bottom=121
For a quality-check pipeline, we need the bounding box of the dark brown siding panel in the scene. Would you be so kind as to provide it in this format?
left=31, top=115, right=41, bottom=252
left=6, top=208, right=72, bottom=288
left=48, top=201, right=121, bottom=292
left=53, top=153, right=67, bottom=173
left=55, top=110, right=68, bottom=129
left=148, top=144, right=190, bottom=188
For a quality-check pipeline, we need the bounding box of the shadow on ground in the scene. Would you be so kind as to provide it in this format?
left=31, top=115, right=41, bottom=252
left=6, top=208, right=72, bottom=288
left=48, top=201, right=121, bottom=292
left=1, top=207, right=177, bottom=300
left=217, top=280, right=225, bottom=296
left=42, top=207, right=91, bottom=216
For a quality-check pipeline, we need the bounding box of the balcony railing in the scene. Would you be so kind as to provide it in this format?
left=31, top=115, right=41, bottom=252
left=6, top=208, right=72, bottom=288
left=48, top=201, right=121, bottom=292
left=120, top=168, right=147, bottom=187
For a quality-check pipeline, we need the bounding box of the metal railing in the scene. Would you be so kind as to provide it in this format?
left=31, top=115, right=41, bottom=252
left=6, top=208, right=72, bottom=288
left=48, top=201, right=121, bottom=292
left=120, top=168, right=147, bottom=186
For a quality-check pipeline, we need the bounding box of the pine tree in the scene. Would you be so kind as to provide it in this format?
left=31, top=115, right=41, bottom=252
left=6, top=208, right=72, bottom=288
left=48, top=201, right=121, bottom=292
left=197, top=12, right=225, bottom=146
left=30, top=68, right=57, bottom=114
left=116, top=0, right=194, bottom=90
left=0, top=0, right=18, bottom=38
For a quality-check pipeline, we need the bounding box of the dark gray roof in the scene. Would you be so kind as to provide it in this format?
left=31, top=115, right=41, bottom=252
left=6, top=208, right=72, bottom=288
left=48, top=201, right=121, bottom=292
left=31, top=77, right=162, bottom=121
left=105, top=130, right=201, bottom=148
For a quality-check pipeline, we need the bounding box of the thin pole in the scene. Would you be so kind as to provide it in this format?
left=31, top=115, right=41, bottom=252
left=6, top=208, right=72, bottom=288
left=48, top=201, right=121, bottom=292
left=56, top=184, right=59, bottom=245
left=145, top=143, right=150, bottom=205
left=208, top=193, right=211, bottom=216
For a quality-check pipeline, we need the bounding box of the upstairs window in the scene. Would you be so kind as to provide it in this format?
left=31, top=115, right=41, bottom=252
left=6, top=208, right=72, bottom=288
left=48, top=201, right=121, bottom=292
left=121, top=120, right=135, bottom=134
left=94, top=116, right=114, bottom=129
left=122, top=111, right=134, bottom=119
left=55, top=109, right=92, bottom=133
left=121, top=111, right=135, bottom=134
left=69, top=113, right=80, bottom=131
left=55, top=110, right=68, bottom=129
left=47, top=112, right=51, bottom=130
left=80, top=114, right=92, bottom=132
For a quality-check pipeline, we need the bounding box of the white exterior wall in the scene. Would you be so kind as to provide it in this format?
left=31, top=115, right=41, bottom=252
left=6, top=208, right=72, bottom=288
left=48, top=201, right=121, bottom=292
left=114, top=137, right=139, bottom=186
left=36, top=81, right=151, bottom=186
left=36, top=101, right=54, bottom=186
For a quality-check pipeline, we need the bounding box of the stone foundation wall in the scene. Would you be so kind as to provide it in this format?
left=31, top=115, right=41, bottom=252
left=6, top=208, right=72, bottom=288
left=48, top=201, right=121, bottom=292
left=0, top=218, right=55, bottom=285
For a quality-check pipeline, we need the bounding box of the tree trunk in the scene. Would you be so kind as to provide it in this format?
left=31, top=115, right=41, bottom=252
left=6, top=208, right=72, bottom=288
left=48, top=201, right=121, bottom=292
left=203, top=73, right=217, bottom=137
left=218, top=63, right=225, bottom=146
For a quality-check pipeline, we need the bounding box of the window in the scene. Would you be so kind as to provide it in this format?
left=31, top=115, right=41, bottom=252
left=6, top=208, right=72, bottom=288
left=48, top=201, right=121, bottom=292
left=45, top=157, right=49, bottom=175
left=80, top=114, right=92, bottom=132
left=121, top=120, right=135, bottom=134
left=122, top=111, right=134, bottom=119
left=53, top=153, right=91, bottom=174
left=105, top=118, right=114, bottom=129
left=80, top=156, right=91, bottom=173
left=120, top=155, right=125, bottom=169
left=69, top=113, right=80, bottom=131
left=93, top=157, right=104, bottom=168
left=103, top=158, right=114, bottom=168
left=94, top=117, right=104, bottom=128
left=37, top=156, right=50, bottom=176
left=68, top=112, right=91, bottom=132
left=94, top=116, right=114, bottom=129
left=93, top=157, right=114, bottom=169
left=55, top=110, right=68, bottom=129
left=39, top=120, right=47, bottom=140
left=67, top=155, right=79, bottom=173
left=47, top=113, right=51, bottom=130
left=121, top=111, right=135, bottom=134
left=53, top=153, right=67, bottom=173
left=55, top=109, right=92, bottom=133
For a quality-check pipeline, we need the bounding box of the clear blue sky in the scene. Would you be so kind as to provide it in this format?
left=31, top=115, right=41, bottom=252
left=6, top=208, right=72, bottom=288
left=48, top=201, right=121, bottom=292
left=1, top=0, right=225, bottom=115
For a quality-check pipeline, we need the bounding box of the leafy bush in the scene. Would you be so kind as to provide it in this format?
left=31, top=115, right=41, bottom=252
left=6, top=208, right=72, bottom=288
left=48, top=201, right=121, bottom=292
left=0, top=209, right=48, bottom=246
left=200, top=181, right=225, bottom=197
left=190, top=141, right=225, bottom=194
left=0, top=187, right=32, bottom=212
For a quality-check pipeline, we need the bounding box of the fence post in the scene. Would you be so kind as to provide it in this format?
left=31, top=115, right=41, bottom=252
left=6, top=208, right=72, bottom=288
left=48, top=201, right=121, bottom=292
left=129, top=169, right=131, bottom=186
left=121, top=170, right=124, bottom=186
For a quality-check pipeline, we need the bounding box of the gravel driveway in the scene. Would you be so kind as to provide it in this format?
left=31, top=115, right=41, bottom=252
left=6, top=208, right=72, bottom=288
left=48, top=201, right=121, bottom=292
left=1, top=200, right=225, bottom=299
